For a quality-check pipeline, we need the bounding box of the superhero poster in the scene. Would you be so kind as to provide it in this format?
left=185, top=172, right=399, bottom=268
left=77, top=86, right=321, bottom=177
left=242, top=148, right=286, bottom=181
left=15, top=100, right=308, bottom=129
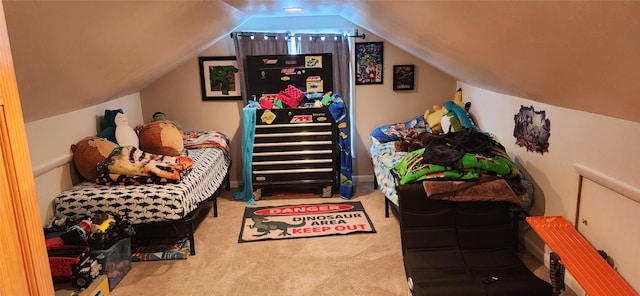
left=198, top=56, right=241, bottom=100
left=355, top=42, right=383, bottom=85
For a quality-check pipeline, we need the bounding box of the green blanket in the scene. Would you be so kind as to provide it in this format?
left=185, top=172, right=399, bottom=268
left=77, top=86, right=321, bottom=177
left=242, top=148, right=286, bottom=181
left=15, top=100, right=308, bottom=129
left=393, top=146, right=521, bottom=185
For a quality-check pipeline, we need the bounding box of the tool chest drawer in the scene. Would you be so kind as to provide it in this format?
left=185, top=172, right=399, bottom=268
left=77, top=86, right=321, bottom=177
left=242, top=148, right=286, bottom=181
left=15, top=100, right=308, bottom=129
left=251, top=107, right=339, bottom=198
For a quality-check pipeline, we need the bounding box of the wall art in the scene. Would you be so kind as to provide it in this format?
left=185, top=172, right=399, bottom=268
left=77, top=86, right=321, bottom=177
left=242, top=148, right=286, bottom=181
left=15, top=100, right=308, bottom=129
left=393, top=64, right=414, bottom=91
left=514, top=105, right=551, bottom=154
left=198, top=56, right=241, bottom=100
left=355, top=42, right=383, bottom=85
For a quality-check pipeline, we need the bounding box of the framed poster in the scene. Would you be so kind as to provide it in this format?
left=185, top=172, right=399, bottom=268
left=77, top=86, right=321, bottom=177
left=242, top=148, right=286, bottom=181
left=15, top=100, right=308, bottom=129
left=355, top=42, right=383, bottom=85
left=393, top=64, right=415, bottom=91
left=198, top=56, right=242, bottom=100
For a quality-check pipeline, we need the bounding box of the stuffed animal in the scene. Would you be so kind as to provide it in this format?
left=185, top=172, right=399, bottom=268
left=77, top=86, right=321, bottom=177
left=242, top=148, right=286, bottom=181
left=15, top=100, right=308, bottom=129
left=451, top=88, right=465, bottom=108
left=425, top=88, right=473, bottom=133
left=99, top=109, right=139, bottom=147
left=441, top=91, right=480, bottom=133
left=394, top=131, right=436, bottom=152
left=152, top=112, right=184, bottom=136
left=98, top=109, right=122, bottom=143
left=71, top=136, right=118, bottom=180
left=424, top=105, right=447, bottom=133
left=139, top=120, right=184, bottom=156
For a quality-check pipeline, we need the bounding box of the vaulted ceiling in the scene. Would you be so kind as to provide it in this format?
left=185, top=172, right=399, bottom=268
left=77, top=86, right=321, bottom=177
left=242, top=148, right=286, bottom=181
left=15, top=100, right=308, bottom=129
left=4, top=1, right=639, bottom=123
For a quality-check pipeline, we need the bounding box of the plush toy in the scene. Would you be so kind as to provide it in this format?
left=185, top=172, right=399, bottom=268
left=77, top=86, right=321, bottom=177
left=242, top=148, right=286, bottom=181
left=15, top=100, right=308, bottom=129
left=424, top=88, right=472, bottom=133
left=71, top=136, right=118, bottom=180
left=139, top=120, right=184, bottom=156
left=98, top=109, right=122, bottom=143
left=394, top=131, right=437, bottom=152
left=440, top=88, right=480, bottom=133
left=424, top=105, right=447, bottom=133
left=152, top=112, right=184, bottom=136
left=451, top=88, right=465, bottom=108
left=99, top=109, right=139, bottom=147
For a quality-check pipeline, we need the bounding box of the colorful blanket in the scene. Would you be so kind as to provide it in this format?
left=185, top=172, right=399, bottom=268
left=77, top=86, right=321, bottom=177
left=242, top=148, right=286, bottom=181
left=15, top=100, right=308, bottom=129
left=370, top=115, right=430, bottom=144
left=392, top=128, right=523, bottom=189
left=392, top=147, right=521, bottom=185
left=370, top=140, right=407, bottom=206
left=183, top=130, right=229, bottom=153
left=96, top=146, right=193, bottom=185
left=328, top=98, right=353, bottom=199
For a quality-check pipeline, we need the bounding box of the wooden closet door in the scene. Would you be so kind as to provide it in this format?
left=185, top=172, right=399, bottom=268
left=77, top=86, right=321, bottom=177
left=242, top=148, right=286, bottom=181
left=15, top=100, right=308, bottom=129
left=0, top=108, right=31, bottom=295
left=0, top=1, right=55, bottom=294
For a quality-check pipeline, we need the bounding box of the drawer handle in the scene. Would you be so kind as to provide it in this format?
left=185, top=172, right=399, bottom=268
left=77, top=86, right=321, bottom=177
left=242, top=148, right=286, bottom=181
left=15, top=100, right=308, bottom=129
left=255, top=131, right=332, bottom=137
left=252, top=159, right=332, bottom=165
left=253, top=168, right=332, bottom=174
left=253, top=150, right=333, bottom=156
left=254, top=141, right=332, bottom=147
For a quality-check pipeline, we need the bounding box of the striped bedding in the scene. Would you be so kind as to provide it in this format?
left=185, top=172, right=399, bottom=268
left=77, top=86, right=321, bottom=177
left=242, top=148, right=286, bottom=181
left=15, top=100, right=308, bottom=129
left=54, top=147, right=229, bottom=224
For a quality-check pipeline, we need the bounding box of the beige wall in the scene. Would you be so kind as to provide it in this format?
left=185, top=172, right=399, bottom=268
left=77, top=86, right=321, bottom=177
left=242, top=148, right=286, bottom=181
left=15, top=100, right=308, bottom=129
left=352, top=30, right=456, bottom=182
left=140, top=41, right=244, bottom=184
left=26, top=94, right=143, bottom=223
left=140, top=28, right=456, bottom=187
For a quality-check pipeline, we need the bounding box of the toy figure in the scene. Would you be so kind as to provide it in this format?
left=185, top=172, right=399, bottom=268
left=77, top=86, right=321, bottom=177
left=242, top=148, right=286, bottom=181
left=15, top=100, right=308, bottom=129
left=209, top=65, right=238, bottom=95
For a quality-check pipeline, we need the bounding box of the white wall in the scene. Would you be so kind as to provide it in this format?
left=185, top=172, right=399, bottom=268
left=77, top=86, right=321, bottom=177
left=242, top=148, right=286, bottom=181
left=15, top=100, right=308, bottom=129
left=26, top=93, right=143, bottom=224
left=460, top=82, right=640, bottom=294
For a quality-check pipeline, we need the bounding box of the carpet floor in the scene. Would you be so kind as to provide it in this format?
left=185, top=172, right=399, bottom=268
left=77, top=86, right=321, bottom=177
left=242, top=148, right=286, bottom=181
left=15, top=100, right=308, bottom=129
left=109, top=182, right=576, bottom=296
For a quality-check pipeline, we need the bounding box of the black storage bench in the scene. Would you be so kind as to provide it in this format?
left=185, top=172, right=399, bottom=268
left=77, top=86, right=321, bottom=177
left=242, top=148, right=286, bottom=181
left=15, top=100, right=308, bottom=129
left=397, top=182, right=552, bottom=296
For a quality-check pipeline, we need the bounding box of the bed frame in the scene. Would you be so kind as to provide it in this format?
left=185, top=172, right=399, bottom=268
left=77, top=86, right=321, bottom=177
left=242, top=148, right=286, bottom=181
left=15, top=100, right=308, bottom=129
left=54, top=145, right=231, bottom=257
left=130, top=168, right=230, bottom=256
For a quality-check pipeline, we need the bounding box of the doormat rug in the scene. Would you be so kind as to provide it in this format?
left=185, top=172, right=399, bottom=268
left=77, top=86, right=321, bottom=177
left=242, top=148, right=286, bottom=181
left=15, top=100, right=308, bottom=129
left=239, top=201, right=376, bottom=243
left=131, top=238, right=190, bottom=262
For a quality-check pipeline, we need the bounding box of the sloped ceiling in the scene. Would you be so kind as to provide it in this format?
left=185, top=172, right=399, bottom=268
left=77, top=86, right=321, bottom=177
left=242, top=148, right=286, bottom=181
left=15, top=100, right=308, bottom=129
left=4, top=1, right=640, bottom=123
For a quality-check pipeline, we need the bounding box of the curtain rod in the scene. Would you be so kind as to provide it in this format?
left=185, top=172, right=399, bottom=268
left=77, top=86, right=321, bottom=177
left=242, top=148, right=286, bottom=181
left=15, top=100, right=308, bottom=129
left=230, top=33, right=283, bottom=38
left=230, top=30, right=365, bottom=39
left=348, top=29, right=366, bottom=39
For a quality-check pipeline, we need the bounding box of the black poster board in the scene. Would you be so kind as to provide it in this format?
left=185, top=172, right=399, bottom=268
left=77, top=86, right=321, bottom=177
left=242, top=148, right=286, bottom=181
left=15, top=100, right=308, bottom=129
left=245, top=53, right=333, bottom=103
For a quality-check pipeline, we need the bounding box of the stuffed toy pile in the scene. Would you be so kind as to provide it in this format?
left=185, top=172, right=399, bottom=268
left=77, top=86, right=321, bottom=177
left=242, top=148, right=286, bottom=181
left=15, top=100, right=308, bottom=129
left=72, top=109, right=189, bottom=184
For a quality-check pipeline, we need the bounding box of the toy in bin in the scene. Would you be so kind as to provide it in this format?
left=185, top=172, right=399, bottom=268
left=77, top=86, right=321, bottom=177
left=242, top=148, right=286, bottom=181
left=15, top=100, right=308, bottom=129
left=48, top=245, right=102, bottom=289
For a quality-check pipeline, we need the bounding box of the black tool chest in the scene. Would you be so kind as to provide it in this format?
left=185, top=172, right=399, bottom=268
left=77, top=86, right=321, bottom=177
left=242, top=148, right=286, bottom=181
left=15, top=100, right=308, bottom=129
left=251, top=107, right=339, bottom=199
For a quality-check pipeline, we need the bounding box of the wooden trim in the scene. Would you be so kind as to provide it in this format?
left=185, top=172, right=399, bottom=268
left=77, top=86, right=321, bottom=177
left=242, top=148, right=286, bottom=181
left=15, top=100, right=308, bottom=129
left=574, top=163, right=640, bottom=205
left=0, top=2, right=54, bottom=295
left=0, top=108, right=31, bottom=296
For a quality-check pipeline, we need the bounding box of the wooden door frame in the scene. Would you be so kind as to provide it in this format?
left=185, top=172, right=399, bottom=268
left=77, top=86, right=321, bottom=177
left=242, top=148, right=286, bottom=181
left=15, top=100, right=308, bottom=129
left=0, top=2, right=55, bottom=295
